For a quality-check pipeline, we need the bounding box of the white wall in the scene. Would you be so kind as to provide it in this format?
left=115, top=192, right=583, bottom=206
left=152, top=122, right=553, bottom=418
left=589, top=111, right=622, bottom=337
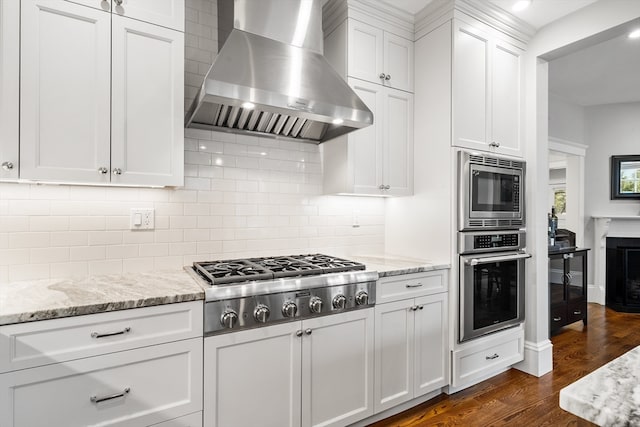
left=0, top=0, right=386, bottom=284
left=582, top=102, right=640, bottom=284
left=548, top=93, right=585, bottom=143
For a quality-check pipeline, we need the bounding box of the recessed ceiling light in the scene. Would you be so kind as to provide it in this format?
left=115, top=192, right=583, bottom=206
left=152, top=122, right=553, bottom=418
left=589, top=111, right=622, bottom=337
left=241, top=102, right=255, bottom=109
left=332, top=118, right=344, bottom=125
left=629, top=29, right=640, bottom=39
left=512, top=0, right=531, bottom=12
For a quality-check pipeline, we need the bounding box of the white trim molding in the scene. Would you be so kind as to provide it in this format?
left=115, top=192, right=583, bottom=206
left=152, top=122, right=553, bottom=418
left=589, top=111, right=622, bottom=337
left=548, top=137, right=588, bottom=157
left=515, top=339, right=553, bottom=377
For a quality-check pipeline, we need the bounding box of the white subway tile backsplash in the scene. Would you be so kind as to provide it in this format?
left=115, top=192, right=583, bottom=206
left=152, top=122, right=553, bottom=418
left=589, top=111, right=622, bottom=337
left=0, top=0, right=386, bottom=284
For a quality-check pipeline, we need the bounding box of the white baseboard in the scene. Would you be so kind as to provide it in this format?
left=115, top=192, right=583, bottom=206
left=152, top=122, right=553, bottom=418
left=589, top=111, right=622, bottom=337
left=514, top=339, right=553, bottom=376
left=587, top=282, right=605, bottom=305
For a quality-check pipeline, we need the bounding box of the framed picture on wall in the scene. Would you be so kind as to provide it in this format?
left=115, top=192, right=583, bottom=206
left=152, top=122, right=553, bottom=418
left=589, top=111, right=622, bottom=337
left=611, top=155, right=640, bottom=199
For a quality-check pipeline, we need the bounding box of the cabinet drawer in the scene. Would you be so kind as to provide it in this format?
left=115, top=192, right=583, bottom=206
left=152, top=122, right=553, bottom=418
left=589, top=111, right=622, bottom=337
left=0, top=338, right=203, bottom=427
left=550, top=304, right=567, bottom=334
left=0, top=301, right=203, bottom=373
left=567, top=300, right=586, bottom=325
left=452, top=328, right=523, bottom=388
left=377, top=270, right=447, bottom=303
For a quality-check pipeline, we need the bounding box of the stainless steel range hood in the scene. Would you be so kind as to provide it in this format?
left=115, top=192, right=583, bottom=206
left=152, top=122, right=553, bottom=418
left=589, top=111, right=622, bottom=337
left=185, top=0, right=373, bottom=143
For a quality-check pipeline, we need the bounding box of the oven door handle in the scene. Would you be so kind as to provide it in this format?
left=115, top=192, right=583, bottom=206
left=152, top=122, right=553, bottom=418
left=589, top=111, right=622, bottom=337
left=465, top=252, right=532, bottom=266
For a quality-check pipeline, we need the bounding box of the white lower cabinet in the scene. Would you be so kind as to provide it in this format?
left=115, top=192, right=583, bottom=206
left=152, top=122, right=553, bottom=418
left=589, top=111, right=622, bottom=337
left=204, top=309, right=374, bottom=427
left=450, top=326, right=524, bottom=390
left=0, top=338, right=203, bottom=427
left=374, top=289, right=448, bottom=413
left=0, top=302, right=204, bottom=427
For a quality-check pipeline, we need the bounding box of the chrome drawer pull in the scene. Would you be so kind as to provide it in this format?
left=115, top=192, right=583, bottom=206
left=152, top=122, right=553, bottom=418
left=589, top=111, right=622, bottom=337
left=90, top=387, right=130, bottom=403
left=485, top=353, right=499, bottom=360
left=573, top=310, right=582, bottom=315
left=91, top=327, right=131, bottom=339
left=553, top=317, right=562, bottom=322
left=406, top=283, right=423, bottom=288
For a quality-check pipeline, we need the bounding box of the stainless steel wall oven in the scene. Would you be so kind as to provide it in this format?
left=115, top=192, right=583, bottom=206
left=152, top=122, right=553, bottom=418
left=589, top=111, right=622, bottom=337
left=458, top=229, right=530, bottom=342
left=458, top=151, right=525, bottom=230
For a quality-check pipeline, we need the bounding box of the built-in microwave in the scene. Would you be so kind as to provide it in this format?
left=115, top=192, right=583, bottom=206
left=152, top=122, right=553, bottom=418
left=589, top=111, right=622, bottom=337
left=458, top=151, right=525, bottom=230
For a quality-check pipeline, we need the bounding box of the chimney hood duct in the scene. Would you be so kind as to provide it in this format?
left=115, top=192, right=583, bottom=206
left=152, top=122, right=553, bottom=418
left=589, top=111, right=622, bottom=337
left=185, top=0, right=373, bottom=143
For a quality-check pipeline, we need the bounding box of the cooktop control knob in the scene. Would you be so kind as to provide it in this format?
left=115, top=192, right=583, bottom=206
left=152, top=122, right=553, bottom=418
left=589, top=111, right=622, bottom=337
left=355, top=291, right=369, bottom=306
left=282, top=301, right=298, bottom=318
left=309, top=297, right=323, bottom=313
left=254, top=304, right=271, bottom=323
left=221, top=309, right=239, bottom=329
left=332, top=294, right=347, bottom=310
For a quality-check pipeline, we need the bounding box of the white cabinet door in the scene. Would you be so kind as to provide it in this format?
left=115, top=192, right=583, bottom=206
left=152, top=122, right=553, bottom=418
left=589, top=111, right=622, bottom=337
left=302, top=309, right=374, bottom=427
left=491, top=39, right=522, bottom=157
left=348, top=78, right=384, bottom=195
left=383, top=32, right=414, bottom=92
left=374, top=299, right=414, bottom=413
left=20, top=0, right=111, bottom=183
left=414, top=293, right=448, bottom=397
left=452, top=21, right=490, bottom=152
left=384, top=88, right=413, bottom=196
left=64, top=0, right=111, bottom=12
left=0, top=338, right=203, bottom=427
left=348, top=19, right=384, bottom=86
left=111, top=16, right=184, bottom=186
left=204, top=322, right=303, bottom=427
left=0, top=0, right=19, bottom=180
left=113, top=0, right=185, bottom=31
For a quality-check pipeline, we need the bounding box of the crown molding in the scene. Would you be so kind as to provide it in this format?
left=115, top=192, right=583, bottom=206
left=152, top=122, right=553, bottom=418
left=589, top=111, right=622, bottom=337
left=323, top=0, right=415, bottom=40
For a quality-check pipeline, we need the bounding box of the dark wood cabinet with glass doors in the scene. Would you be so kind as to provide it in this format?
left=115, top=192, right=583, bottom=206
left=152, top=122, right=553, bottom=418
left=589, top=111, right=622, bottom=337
left=549, top=249, right=589, bottom=336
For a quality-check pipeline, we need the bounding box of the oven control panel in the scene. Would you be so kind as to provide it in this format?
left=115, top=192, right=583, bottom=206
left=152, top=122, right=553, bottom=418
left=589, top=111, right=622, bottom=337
left=474, top=233, right=519, bottom=249
left=459, top=229, right=526, bottom=254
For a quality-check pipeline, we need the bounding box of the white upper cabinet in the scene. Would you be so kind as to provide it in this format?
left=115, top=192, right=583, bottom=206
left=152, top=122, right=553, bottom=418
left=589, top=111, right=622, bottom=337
left=452, top=19, right=523, bottom=157
left=0, top=0, right=19, bottom=180
left=111, top=16, right=184, bottom=186
left=19, top=0, right=184, bottom=186
left=323, top=78, right=413, bottom=196
left=347, top=19, right=413, bottom=92
left=20, top=0, right=112, bottom=183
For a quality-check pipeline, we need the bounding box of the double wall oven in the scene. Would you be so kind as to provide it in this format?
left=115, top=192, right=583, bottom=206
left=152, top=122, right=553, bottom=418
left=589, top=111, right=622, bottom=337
left=458, top=151, right=530, bottom=342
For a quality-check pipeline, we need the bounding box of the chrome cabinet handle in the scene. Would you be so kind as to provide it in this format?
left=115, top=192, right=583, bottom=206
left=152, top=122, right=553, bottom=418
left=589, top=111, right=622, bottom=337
left=418, top=305, right=424, bottom=310
left=90, top=387, right=130, bottom=403
left=563, top=253, right=574, bottom=259
left=91, top=327, right=131, bottom=339
left=305, top=328, right=312, bottom=335
left=406, top=283, right=423, bottom=288
left=489, top=141, right=501, bottom=148
left=378, top=184, right=385, bottom=190
left=296, top=330, right=303, bottom=337
left=410, top=306, right=418, bottom=311
left=573, top=310, right=582, bottom=315
left=1, top=161, right=13, bottom=171
left=114, top=0, right=123, bottom=5
left=379, top=73, right=386, bottom=80
left=98, top=167, right=108, bottom=174
left=385, top=74, right=391, bottom=81
left=112, top=168, right=122, bottom=175
left=384, top=185, right=390, bottom=190
left=553, top=316, right=562, bottom=322
left=485, top=353, right=499, bottom=360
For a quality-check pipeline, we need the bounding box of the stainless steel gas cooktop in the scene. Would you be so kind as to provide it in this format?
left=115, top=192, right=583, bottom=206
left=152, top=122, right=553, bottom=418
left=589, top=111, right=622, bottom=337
left=187, top=254, right=377, bottom=336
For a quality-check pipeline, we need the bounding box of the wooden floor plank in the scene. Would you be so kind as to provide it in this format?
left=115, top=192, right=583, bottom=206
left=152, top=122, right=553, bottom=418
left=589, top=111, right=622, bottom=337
left=370, top=304, right=640, bottom=426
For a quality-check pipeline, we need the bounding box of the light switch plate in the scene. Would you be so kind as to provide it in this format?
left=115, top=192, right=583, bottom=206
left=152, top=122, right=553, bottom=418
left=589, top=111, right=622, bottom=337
left=130, top=208, right=155, bottom=230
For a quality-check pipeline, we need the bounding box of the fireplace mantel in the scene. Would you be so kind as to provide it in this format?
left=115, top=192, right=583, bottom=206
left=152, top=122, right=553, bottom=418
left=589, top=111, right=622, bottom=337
left=592, top=215, right=640, bottom=305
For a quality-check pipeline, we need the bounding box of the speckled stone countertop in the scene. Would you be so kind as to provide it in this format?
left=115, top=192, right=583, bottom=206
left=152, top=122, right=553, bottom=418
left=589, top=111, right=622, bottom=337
left=350, top=254, right=450, bottom=278
left=0, top=270, right=204, bottom=326
left=560, top=345, right=640, bottom=426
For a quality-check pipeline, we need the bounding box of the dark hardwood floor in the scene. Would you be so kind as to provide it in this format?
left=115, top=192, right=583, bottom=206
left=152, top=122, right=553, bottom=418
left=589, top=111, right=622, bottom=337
left=371, top=304, right=640, bottom=426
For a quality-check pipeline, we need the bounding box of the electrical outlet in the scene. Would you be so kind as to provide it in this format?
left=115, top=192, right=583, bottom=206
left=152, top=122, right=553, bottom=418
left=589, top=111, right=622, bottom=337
left=130, top=208, right=155, bottom=230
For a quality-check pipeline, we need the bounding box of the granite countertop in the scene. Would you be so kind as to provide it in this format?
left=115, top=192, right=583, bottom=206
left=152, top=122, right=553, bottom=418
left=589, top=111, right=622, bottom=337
left=560, top=345, right=640, bottom=426
left=350, top=254, right=451, bottom=278
left=0, top=270, right=204, bottom=326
